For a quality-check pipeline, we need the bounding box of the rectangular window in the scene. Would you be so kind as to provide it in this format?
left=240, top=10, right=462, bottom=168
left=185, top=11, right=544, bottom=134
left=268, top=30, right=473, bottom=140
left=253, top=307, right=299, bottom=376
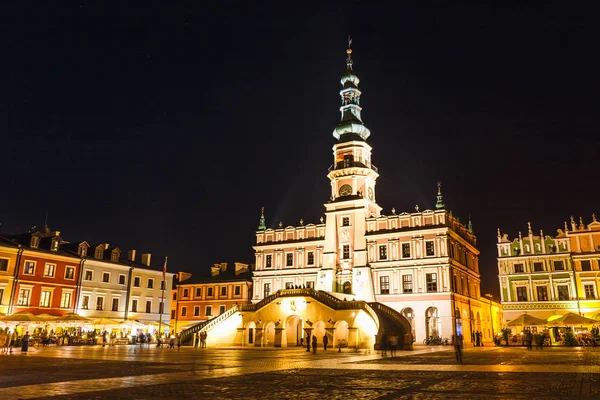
left=205, top=306, right=212, bottom=316
left=557, top=285, right=569, bottom=300
left=581, top=260, right=592, bottom=271
left=207, top=287, right=213, bottom=296
left=234, top=286, right=241, bottom=296
left=516, top=287, right=528, bottom=301
left=148, top=279, right=154, bottom=289
left=84, top=270, right=93, bottom=281
left=307, top=252, right=315, bottom=265
left=342, top=217, right=350, bottom=226
left=380, top=276, right=390, bottom=294
left=40, top=290, right=52, bottom=307
left=133, top=277, right=141, bottom=287
left=23, top=261, right=35, bottom=275
left=425, top=241, right=435, bottom=257
left=264, top=283, right=271, bottom=297
left=183, top=288, right=190, bottom=297
left=219, top=305, right=226, bottom=315
left=131, top=299, right=138, bottom=312
left=536, top=286, right=548, bottom=301
left=0, top=258, right=8, bottom=272
left=60, top=292, right=72, bottom=308
left=82, top=295, right=90, bottom=309
left=17, top=288, right=30, bottom=305
left=533, top=262, right=544, bottom=272
left=195, top=288, right=202, bottom=297
left=585, top=284, right=595, bottom=299
left=44, top=264, right=56, bottom=278
left=96, top=297, right=104, bottom=311
left=160, top=280, right=165, bottom=290
left=65, top=266, right=75, bottom=280
left=103, top=272, right=110, bottom=283
left=266, top=255, right=272, bottom=268
left=146, top=300, right=152, bottom=313
left=402, top=275, right=413, bottom=293
left=553, top=261, right=565, bottom=271
left=0, top=288, right=4, bottom=304
left=514, top=264, right=524, bottom=273
left=112, top=298, right=119, bottom=311
left=402, top=243, right=411, bottom=258
left=193, top=306, right=200, bottom=316
left=171, top=310, right=176, bottom=319
left=426, top=273, right=438, bottom=292
left=306, top=281, right=314, bottom=289
left=379, top=245, right=387, bottom=260
left=181, top=306, right=187, bottom=317
left=220, top=286, right=227, bottom=296
left=119, top=275, right=126, bottom=285
left=172, top=293, right=177, bottom=300
left=343, top=245, right=350, bottom=259
left=286, top=253, right=293, bottom=267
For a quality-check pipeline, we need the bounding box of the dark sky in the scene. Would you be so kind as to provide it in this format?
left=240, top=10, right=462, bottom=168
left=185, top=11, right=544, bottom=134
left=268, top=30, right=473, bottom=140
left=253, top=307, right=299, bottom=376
left=1, top=2, right=598, bottom=297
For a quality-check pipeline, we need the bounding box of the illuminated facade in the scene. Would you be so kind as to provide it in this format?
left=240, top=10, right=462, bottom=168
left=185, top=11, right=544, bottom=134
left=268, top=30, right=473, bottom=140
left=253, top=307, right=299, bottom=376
left=0, top=236, right=20, bottom=315
left=172, top=262, right=252, bottom=332
left=251, top=44, right=492, bottom=343
left=497, top=215, right=600, bottom=323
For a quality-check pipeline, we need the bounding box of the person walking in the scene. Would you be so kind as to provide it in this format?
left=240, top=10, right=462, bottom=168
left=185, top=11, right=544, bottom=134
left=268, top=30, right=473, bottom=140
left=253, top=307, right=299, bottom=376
left=454, top=334, right=463, bottom=363
left=389, top=334, right=398, bottom=357
left=9, top=331, right=17, bottom=354
left=312, top=335, right=317, bottom=354
left=381, top=332, right=388, bottom=357
left=306, top=334, right=311, bottom=352
left=21, top=331, right=31, bottom=354
left=323, top=334, right=328, bottom=351
left=0, top=329, right=7, bottom=354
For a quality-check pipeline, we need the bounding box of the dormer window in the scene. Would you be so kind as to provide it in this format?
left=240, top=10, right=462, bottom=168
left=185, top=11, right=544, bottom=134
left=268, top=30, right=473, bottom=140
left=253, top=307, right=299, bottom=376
left=51, top=238, right=59, bottom=252
left=30, top=236, right=40, bottom=248
left=78, top=245, right=87, bottom=257
left=95, top=247, right=104, bottom=259
left=111, top=251, right=119, bottom=262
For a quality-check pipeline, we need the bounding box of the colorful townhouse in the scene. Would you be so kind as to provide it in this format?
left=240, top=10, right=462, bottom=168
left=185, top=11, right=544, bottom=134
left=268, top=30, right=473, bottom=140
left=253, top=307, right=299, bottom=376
left=0, top=236, right=21, bottom=315
left=172, top=262, right=253, bottom=332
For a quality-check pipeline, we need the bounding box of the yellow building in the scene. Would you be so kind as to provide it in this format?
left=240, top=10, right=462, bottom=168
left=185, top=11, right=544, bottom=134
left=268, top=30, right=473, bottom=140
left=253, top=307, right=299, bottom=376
left=0, top=237, right=21, bottom=315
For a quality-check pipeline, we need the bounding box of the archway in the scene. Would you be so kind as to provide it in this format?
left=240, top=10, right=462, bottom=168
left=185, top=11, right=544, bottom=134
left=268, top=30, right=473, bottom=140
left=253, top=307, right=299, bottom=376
left=425, top=307, right=440, bottom=338
left=333, top=320, right=349, bottom=349
left=263, top=322, right=276, bottom=347
left=312, top=321, right=326, bottom=346
left=476, top=312, right=481, bottom=332
left=401, top=307, right=416, bottom=342
left=285, top=315, right=301, bottom=347
left=343, top=281, right=352, bottom=294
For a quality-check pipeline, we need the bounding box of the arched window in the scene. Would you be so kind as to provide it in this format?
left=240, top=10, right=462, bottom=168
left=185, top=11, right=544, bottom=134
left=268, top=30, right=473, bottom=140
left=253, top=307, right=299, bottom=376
left=402, top=307, right=416, bottom=342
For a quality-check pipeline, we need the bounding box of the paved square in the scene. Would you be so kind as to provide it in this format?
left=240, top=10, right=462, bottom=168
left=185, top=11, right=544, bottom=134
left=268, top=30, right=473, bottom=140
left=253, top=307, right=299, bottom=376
left=1, top=344, right=599, bottom=399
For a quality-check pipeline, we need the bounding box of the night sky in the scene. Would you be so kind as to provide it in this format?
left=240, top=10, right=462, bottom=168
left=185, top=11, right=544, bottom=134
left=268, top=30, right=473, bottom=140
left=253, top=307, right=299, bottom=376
left=1, top=3, right=598, bottom=297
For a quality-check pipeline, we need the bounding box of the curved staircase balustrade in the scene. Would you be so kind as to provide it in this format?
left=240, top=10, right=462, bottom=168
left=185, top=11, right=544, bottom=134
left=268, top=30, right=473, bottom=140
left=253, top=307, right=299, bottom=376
left=368, top=302, right=412, bottom=335
left=179, top=305, right=239, bottom=344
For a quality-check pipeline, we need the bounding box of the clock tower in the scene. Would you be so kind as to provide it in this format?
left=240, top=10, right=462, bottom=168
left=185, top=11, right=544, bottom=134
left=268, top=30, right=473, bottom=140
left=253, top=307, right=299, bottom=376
left=318, top=38, right=380, bottom=300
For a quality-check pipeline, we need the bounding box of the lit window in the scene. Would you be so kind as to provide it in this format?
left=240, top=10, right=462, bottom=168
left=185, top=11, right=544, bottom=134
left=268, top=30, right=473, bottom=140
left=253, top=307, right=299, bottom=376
left=40, top=291, right=51, bottom=307
left=426, top=273, right=437, bottom=292
left=402, top=275, right=413, bottom=293
left=65, top=266, right=75, bottom=280
left=84, top=270, right=93, bottom=281
left=380, top=276, right=390, bottom=294
left=60, top=292, right=72, bottom=308
left=23, top=261, right=35, bottom=275
left=514, top=264, right=524, bottom=273
left=264, top=283, right=271, bottom=297
left=81, top=295, right=90, bottom=309
left=96, top=297, right=104, bottom=310
left=425, top=241, right=435, bottom=257
left=44, top=263, right=56, bottom=277
left=17, top=288, right=31, bottom=305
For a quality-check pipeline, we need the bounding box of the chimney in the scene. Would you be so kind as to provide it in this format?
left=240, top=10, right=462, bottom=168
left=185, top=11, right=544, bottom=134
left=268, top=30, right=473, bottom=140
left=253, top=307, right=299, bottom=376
left=220, top=262, right=228, bottom=272
left=127, top=249, right=136, bottom=262
left=234, top=262, right=249, bottom=275
left=104, top=243, right=110, bottom=250
left=141, top=253, right=151, bottom=267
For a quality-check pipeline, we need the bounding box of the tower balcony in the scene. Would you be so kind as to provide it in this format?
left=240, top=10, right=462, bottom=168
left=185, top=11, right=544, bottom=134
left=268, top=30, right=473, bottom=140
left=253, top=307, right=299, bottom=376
left=328, top=161, right=378, bottom=173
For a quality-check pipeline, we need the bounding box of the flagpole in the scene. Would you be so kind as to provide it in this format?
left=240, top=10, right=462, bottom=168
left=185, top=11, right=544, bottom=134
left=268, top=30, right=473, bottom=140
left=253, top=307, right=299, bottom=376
left=158, top=256, right=167, bottom=344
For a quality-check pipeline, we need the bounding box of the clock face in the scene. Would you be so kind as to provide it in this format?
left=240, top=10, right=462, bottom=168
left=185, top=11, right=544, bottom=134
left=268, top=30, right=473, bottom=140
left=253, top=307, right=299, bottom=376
left=339, top=184, right=352, bottom=197
left=367, top=187, right=374, bottom=200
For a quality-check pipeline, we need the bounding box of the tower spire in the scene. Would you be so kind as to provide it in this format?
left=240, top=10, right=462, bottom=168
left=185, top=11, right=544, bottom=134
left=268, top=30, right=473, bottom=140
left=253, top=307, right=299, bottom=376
left=257, top=207, right=266, bottom=231
left=333, top=37, right=371, bottom=141
left=435, top=182, right=445, bottom=209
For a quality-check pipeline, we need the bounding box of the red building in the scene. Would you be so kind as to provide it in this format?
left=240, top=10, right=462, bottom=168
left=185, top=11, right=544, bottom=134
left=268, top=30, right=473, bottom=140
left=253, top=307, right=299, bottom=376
left=7, top=229, right=82, bottom=316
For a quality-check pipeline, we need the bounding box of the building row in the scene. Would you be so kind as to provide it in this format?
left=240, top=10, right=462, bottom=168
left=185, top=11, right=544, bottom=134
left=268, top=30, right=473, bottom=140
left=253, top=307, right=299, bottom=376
left=497, top=216, right=600, bottom=323
left=0, top=227, right=174, bottom=328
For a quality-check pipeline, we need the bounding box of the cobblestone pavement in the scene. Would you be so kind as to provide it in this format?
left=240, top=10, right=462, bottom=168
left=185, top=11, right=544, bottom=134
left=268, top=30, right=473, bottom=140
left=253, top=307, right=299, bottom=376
left=1, top=344, right=599, bottom=399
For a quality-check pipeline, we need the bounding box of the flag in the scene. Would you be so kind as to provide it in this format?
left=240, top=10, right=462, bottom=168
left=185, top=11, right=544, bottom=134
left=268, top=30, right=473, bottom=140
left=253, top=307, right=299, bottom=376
left=163, top=256, right=168, bottom=281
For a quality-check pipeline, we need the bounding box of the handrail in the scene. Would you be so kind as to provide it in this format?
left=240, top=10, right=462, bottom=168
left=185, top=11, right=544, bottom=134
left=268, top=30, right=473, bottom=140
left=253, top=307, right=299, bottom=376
left=179, top=305, right=239, bottom=344
left=368, top=302, right=409, bottom=333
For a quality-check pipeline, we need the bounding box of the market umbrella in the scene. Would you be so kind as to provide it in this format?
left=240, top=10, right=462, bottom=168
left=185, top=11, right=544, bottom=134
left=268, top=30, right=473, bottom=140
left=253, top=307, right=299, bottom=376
left=54, top=313, right=92, bottom=322
left=547, top=312, right=599, bottom=326
left=0, top=311, right=43, bottom=322
left=36, top=313, right=58, bottom=322
left=506, top=314, right=547, bottom=327
left=93, top=317, right=123, bottom=326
